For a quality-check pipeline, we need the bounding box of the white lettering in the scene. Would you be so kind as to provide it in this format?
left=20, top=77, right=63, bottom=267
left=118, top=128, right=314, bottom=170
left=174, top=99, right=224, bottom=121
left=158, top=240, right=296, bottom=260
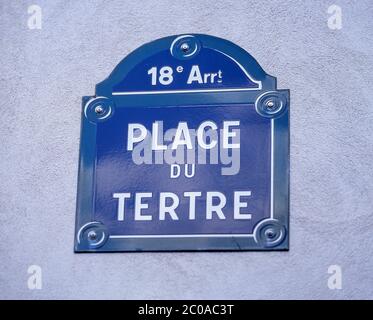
left=113, top=193, right=131, bottom=221
left=159, top=192, right=179, bottom=220
left=206, top=192, right=226, bottom=220
left=135, top=193, right=152, bottom=221
left=234, top=191, right=252, bottom=219
left=127, top=124, right=147, bottom=150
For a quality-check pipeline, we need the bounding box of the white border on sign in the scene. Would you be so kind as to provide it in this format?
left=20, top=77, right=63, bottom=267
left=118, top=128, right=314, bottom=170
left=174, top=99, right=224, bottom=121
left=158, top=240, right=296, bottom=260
left=216, top=50, right=262, bottom=90
left=108, top=119, right=274, bottom=239
left=113, top=87, right=261, bottom=95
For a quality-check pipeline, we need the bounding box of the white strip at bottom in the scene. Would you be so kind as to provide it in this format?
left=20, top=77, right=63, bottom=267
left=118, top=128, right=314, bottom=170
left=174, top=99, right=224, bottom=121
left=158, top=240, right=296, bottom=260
left=110, top=234, right=254, bottom=239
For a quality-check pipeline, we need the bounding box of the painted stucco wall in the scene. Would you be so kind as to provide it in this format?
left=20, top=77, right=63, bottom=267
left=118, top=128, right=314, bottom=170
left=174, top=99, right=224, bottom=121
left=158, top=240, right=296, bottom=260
left=0, top=0, right=372, bottom=299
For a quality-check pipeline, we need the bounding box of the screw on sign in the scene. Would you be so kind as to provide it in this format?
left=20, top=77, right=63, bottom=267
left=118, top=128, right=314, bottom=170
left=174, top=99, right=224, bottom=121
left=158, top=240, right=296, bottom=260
left=94, top=106, right=104, bottom=115
left=181, top=42, right=190, bottom=52
left=74, top=34, right=290, bottom=252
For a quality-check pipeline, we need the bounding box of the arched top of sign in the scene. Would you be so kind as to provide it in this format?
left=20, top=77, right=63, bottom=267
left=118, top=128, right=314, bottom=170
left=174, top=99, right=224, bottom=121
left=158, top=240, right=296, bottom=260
left=96, top=34, right=276, bottom=97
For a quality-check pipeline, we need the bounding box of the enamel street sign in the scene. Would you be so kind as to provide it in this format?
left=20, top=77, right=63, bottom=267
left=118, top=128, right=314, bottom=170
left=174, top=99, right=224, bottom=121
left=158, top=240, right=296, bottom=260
left=74, top=34, right=290, bottom=252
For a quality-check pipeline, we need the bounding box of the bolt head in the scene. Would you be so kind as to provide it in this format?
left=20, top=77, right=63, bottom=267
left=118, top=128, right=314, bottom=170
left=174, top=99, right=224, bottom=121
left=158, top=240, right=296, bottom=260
left=180, top=43, right=190, bottom=52
left=266, top=100, right=275, bottom=108
left=265, top=229, right=276, bottom=239
left=88, top=230, right=97, bottom=241
left=95, top=106, right=104, bottom=114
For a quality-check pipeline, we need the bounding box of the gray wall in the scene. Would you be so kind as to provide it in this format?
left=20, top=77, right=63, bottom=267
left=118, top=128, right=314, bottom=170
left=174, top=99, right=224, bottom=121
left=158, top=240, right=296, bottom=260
left=1, top=0, right=372, bottom=299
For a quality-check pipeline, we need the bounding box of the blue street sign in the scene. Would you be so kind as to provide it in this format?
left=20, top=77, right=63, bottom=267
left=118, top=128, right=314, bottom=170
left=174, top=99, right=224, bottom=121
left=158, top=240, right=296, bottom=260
left=74, top=34, right=290, bottom=252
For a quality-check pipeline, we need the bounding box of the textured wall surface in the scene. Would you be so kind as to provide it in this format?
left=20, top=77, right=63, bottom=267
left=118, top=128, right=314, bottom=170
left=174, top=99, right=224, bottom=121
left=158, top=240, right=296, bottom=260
left=0, top=0, right=372, bottom=299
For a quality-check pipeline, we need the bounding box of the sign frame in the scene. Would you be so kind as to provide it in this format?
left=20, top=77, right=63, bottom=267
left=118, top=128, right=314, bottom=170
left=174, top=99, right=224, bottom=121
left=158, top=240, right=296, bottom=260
left=74, top=34, right=290, bottom=252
